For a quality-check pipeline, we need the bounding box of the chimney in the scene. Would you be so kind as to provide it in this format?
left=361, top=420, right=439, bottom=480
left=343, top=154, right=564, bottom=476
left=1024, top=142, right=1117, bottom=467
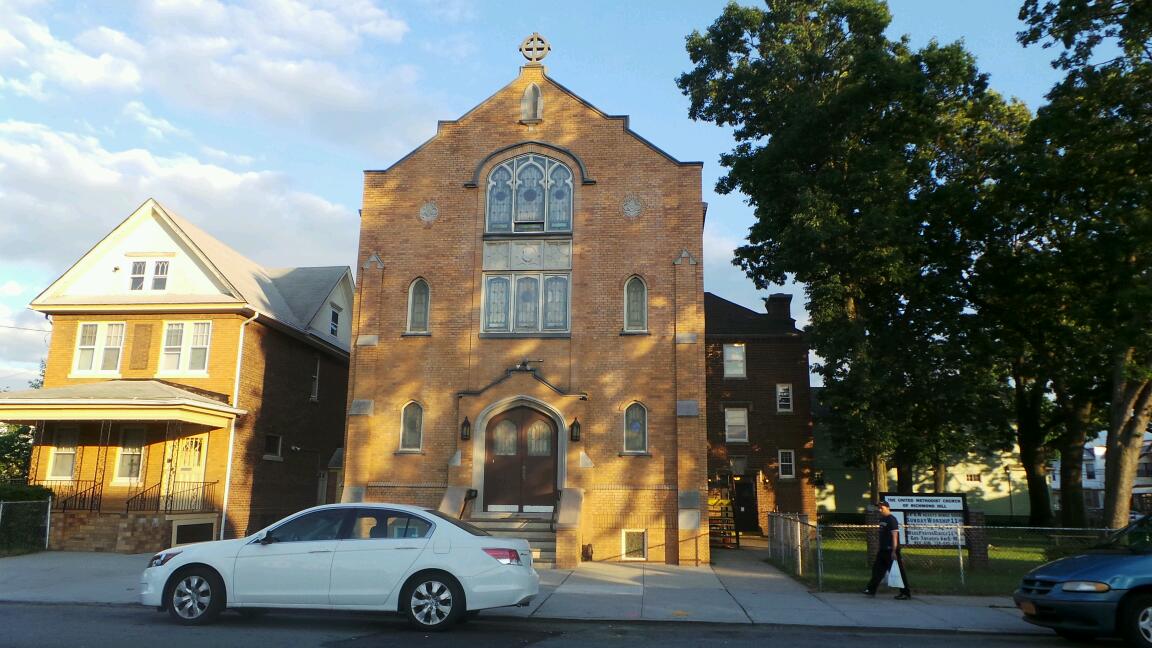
left=763, top=293, right=795, bottom=325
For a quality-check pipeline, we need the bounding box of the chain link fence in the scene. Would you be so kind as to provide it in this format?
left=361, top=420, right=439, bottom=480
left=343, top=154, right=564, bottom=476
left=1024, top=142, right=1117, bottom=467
left=766, top=513, right=1114, bottom=595
left=0, top=499, right=51, bottom=554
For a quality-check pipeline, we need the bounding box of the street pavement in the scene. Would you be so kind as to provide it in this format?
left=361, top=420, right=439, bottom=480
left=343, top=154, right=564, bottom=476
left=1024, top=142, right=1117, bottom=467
left=0, top=538, right=1044, bottom=636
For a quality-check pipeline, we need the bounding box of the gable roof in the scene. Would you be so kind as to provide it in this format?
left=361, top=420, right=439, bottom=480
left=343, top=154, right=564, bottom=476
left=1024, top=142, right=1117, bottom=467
left=32, top=199, right=352, bottom=350
left=704, top=292, right=801, bottom=336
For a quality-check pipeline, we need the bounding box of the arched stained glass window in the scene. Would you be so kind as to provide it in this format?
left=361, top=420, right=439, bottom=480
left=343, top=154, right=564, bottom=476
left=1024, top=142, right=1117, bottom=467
left=485, top=276, right=511, bottom=331
left=527, top=420, right=552, bottom=456
left=625, top=403, right=647, bottom=453
left=514, top=276, right=540, bottom=331
left=485, top=154, right=573, bottom=233
left=624, top=276, right=647, bottom=332
left=487, top=166, right=513, bottom=232
left=401, top=402, right=423, bottom=450
left=407, top=278, right=430, bottom=333
left=493, top=420, right=517, bottom=456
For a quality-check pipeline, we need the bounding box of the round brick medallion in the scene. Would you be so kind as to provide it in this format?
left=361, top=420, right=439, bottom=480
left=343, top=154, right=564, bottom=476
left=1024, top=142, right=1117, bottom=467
left=622, top=195, right=643, bottom=219
left=419, top=200, right=439, bottom=223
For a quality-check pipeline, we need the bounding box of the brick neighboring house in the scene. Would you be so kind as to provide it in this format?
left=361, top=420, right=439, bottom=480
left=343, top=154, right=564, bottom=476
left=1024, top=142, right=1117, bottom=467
left=0, top=198, right=352, bottom=552
left=343, top=47, right=710, bottom=567
left=705, top=292, right=815, bottom=532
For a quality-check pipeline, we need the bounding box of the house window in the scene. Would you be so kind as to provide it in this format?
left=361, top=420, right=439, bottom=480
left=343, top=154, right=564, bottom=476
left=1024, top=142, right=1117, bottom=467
left=114, top=427, right=145, bottom=483
left=1084, top=448, right=1097, bottom=480
left=401, top=402, right=423, bottom=451
left=330, top=305, right=342, bottom=337
left=724, top=408, right=749, bottom=443
left=160, top=322, right=211, bottom=373
left=263, top=434, right=283, bottom=460
left=966, top=473, right=981, bottom=482
left=521, top=83, right=542, bottom=121
left=407, top=279, right=430, bottom=333
left=310, top=358, right=320, bottom=402
left=622, top=529, right=648, bottom=561
left=73, top=322, right=125, bottom=374
left=778, top=449, right=796, bottom=479
left=481, top=242, right=571, bottom=334
left=49, top=428, right=78, bottom=480
left=1138, top=461, right=1152, bottom=479
left=624, top=276, right=647, bottom=332
left=128, top=259, right=170, bottom=291
left=776, top=383, right=793, bottom=413
left=723, top=344, right=746, bottom=378
left=624, top=403, right=647, bottom=453
left=486, top=154, right=572, bottom=233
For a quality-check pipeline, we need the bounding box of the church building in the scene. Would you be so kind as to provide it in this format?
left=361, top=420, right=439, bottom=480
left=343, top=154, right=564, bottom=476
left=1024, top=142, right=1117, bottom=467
left=342, top=35, right=710, bottom=567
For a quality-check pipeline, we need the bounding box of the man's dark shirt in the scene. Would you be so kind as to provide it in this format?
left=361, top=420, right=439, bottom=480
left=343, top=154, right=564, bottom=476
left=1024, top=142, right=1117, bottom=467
left=878, top=513, right=899, bottom=550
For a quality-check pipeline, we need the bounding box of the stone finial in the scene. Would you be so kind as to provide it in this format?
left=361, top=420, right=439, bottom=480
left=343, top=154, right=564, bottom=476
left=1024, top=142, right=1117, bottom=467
left=519, top=33, right=550, bottom=63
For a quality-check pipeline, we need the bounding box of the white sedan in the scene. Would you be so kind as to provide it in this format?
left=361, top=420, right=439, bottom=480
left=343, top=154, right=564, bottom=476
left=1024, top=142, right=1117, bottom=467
left=139, top=503, right=538, bottom=630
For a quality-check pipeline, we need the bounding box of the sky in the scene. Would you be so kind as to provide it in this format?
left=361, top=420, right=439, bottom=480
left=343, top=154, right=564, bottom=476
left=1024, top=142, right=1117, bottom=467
left=0, top=0, right=1069, bottom=392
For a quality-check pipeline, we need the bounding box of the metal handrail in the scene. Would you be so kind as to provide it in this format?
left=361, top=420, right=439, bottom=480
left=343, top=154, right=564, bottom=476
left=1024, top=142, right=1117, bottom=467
left=32, top=480, right=96, bottom=510
left=163, top=481, right=218, bottom=513
left=549, top=490, right=563, bottom=532
left=60, top=482, right=102, bottom=512
left=125, top=483, right=162, bottom=512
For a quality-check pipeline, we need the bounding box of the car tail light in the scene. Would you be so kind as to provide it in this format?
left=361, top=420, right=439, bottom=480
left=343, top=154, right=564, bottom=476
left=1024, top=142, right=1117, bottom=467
left=482, top=548, right=522, bottom=565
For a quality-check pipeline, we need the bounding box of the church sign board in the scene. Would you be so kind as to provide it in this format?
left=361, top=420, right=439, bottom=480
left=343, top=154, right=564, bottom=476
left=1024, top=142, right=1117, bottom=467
left=880, top=493, right=968, bottom=547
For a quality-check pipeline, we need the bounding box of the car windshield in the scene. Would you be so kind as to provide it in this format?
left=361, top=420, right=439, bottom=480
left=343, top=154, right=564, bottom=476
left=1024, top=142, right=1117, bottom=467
left=425, top=509, right=491, bottom=536
left=1097, top=515, right=1152, bottom=553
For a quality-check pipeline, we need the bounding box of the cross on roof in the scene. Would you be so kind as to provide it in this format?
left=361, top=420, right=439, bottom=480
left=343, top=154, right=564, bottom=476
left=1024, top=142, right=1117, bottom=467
left=519, top=33, right=550, bottom=63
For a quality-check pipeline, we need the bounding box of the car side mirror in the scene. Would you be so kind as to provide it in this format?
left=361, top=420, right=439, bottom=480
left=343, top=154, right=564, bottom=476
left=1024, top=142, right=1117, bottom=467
left=258, top=534, right=277, bottom=545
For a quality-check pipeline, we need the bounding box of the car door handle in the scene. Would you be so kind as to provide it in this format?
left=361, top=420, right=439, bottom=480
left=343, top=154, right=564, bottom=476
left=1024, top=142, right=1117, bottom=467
left=308, top=550, right=333, bottom=554
left=395, top=546, right=419, bottom=550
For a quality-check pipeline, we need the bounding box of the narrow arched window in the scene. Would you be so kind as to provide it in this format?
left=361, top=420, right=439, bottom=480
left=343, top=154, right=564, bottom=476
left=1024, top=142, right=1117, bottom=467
left=624, top=403, right=647, bottom=453
left=407, top=278, right=430, bottom=333
left=624, top=276, right=647, bottom=332
left=521, top=83, right=542, bottom=121
left=401, top=402, right=423, bottom=450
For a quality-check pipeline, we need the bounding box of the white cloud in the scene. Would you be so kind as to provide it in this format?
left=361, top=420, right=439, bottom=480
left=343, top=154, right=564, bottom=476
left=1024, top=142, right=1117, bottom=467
left=123, top=100, right=188, bottom=140
left=0, top=15, right=140, bottom=94
left=0, top=281, right=23, bottom=297
left=0, top=120, right=358, bottom=272
left=200, top=146, right=254, bottom=166
left=0, top=304, right=50, bottom=388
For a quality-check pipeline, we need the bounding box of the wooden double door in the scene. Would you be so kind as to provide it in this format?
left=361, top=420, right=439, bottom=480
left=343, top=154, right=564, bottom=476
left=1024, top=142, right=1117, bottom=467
left=484, top=407, right=557, bottom=513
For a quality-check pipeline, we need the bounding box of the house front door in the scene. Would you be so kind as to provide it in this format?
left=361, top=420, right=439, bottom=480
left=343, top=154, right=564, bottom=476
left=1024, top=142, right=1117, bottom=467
left=163, top=433, right=208, bottom=510
left=484, top=407, right=557, bottom=513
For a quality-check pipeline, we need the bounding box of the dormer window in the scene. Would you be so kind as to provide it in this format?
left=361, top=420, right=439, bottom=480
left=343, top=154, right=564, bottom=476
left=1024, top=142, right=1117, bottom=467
left=128, top=259, right=171, bottom=291
left=330, top=304, right=342, bottom=336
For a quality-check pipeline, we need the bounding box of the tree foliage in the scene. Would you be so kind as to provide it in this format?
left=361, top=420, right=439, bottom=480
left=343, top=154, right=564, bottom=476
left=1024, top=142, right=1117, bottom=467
left=678, top=0, right=1020, bottom=497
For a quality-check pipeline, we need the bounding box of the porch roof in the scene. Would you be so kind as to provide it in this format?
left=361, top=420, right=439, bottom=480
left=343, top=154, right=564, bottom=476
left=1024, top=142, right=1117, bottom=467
left=0, top=380, right=245, bottom=428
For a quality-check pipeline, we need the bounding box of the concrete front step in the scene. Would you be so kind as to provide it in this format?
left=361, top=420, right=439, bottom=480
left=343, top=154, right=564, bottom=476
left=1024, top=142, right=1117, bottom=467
left=469, top=517, right=557, bottom=570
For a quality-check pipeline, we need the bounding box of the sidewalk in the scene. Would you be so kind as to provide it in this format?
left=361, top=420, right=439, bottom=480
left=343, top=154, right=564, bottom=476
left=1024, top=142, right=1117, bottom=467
left=0, top=544, right=1043, bottom=635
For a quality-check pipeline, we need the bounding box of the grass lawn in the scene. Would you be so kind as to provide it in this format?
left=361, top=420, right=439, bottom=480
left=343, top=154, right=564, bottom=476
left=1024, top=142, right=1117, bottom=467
left=771, top=528, right=1101, bottom=596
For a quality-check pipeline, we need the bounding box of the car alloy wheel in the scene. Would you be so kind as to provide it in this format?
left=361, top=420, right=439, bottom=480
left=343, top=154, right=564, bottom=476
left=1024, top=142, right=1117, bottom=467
left=1123, top=594, right=1152, bottom=647
left=167, top=567, right=224, bottom=625
left=404, top=573, right=463, bottom=631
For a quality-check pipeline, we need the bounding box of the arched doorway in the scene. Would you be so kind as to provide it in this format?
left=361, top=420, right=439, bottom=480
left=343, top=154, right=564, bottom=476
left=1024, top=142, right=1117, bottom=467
left=483, top=406, right=558, bottom=513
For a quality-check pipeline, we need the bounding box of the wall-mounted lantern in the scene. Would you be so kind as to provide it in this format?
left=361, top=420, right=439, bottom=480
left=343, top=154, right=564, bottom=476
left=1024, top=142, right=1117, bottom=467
left=460, top=417, right=471, bottom=441
left=569, top=417, right=581, bottom=442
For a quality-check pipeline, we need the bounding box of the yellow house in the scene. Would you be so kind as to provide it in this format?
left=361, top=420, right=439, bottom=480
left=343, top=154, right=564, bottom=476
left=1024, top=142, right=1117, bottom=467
left=0, top=199, right=353, bottom=552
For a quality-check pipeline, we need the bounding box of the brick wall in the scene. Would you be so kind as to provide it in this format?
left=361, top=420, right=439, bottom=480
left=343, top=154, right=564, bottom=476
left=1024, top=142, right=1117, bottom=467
left=346, top=64, right=709, bottom=564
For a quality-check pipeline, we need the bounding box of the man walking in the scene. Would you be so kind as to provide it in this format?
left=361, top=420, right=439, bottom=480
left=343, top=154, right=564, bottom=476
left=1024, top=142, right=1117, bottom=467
left=864, top=500, right=911, bottom=600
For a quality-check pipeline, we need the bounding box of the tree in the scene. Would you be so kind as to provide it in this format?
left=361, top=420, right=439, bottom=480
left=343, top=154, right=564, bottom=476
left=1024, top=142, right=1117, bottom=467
left=0, top=424, right=31, bottom=481
left=678, top=0, right=1021, bottom=500
left=1018, top=0, right=1152, bottom=528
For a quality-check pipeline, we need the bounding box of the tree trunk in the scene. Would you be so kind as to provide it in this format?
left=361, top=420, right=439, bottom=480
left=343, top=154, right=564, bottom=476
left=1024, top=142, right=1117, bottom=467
left=872, top=454, right=888, bottom=501
left=1103, top=350, right=1152, bottom=528
left=894, top=447, right=915, bottom=494
left=1015, top=367, right=1055, bottom=526
left=1054, top=385, right=1091, bottom=527
left=934, top=462, right=947, bottom=492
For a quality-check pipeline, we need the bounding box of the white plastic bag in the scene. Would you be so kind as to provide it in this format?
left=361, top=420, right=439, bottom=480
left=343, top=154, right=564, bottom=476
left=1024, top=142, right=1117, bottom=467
left=887, top=563, right=905, bottom=589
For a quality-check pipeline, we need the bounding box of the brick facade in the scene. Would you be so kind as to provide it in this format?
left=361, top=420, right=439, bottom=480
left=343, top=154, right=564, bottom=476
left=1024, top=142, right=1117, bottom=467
left=345, top=63, right=710, bottom=565
left=705, top=293, right=816, bottom=530
left=29, top=299, right=347, bottom=551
